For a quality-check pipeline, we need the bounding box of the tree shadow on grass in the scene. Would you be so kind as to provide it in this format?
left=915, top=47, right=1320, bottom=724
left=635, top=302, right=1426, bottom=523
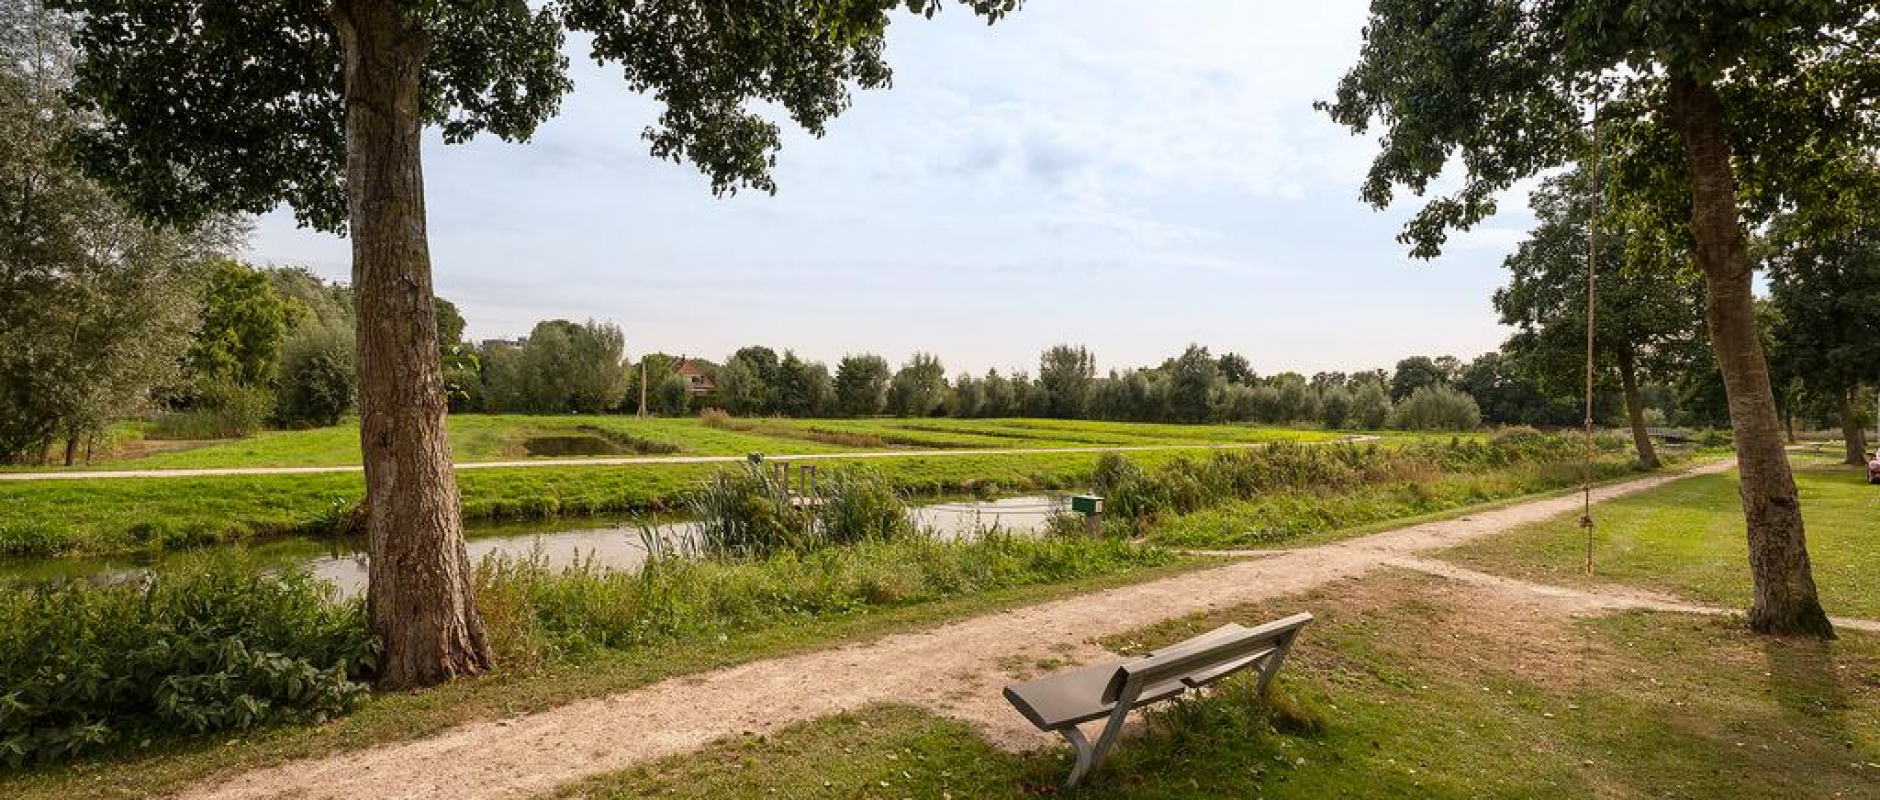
left=1760, top=635, right=1858, bottom=751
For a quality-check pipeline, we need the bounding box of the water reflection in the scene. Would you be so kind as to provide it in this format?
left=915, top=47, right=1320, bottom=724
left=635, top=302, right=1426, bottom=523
left=4, top=495, right=1068, bottom=599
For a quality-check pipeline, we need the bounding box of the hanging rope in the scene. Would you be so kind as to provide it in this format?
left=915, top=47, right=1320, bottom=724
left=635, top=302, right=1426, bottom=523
left=1581, top=102, right=1602, bottom=577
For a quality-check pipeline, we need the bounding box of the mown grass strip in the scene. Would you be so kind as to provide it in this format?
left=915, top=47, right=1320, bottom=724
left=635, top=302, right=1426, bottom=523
left=1437, top=458, right=1880, bottom=618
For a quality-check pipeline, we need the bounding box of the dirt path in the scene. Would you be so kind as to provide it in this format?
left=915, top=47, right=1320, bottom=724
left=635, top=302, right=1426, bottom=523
left=0, top=438, right=1379, bottom=482
left=182, top=461, right=1756, bottom=800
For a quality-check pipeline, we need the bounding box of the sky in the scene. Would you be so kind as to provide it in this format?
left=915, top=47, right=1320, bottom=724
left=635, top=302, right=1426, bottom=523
left=246, top=0, right=1544, bottom=378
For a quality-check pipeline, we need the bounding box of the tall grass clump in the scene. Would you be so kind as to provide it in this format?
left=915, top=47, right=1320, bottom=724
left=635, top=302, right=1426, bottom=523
left=0, top=555, right=375, bottom=767
left=687, top=464, right=816, bottom=557
left=473, top=533, right=1176, bottom=667
left=687, top=465, right=917, bottom=557
left=815, top=470, right=916, bottom=545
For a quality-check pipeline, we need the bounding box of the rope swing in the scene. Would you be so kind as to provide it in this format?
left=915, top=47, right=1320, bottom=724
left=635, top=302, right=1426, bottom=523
left=1580, top=102, right=1603, bottom=577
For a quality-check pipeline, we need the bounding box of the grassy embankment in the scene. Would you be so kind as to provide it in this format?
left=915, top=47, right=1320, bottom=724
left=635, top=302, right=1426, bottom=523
left=1439, top=456, right=1880, bottom=618
left=0, top=417, right=1350, bottom=556
left=0, top=448, right=1219, bottom=558
left=1117, top=430, right=1692, bottom=551
left=9, top=416, right=1349, bottom=471
left=0, top=540, right=1205, bottom=798
left=549, top=568, right=1880, bottom=800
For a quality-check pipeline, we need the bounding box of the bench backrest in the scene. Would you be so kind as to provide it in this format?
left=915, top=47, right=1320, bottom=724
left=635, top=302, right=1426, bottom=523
left=1101, top=612, right=1313, bottom=704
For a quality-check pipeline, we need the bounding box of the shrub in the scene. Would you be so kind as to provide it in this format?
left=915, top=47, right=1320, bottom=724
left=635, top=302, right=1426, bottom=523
left=699, top=407, right=733, bottom=428
left=0, top=556, right=375, bottom=767
left=1319, top=386, right=1354, bottom=429
left=1350, top=382, right=1392, bottom=429
left=150, top=378, right=274, bottom=440
left=687, top=466, right=922, bottom=556
left=1214, top=384, right=1259, bottom=423
left=688, top=465, right=815, bottom=558
left=816, top=471, right=915, bottom=545
left=1388, top=385, right=1482, bottom=431
left=654, top=373, right=694, bottom=416
left=276, top=322, right=357, bottom=428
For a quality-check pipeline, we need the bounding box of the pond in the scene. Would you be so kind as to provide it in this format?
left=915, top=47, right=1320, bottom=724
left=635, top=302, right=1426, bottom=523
left=1, top=495, right=1070, bottom=599
left=521, top=435, right=626, bottom=457
left=519, top=426, right=682, bottom=457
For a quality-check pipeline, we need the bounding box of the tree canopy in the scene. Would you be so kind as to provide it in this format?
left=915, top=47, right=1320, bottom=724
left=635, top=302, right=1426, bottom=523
left=1319, top=0, right=1877, bottom=636
left=0, top=2, right=235, bottom=463
left=1318, top=0, right=1878, bottom=259
left=1767, top=212, right=1880, bottom=461
left=49, top=0, right=1020, bottom=232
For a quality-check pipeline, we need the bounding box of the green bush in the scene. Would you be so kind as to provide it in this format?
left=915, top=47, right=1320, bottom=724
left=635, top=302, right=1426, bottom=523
left=151, top=379, right=274, bottom=440
left=687, top=466, right=934, bottom=557
left=0, top=556, right=375, bottom=767
left=1351, top=382, right=1392, bottom=429
left=687, top=465, right=816, bottom=558
left=1389, top=385, right=1482, bottom=431
left=815, top=471, right=915, bottom=545
left=276, top=322, right=357, bottom=428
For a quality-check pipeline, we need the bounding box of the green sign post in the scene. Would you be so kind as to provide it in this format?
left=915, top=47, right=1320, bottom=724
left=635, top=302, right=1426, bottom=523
left=1071, top=495, right=1105, bottom=537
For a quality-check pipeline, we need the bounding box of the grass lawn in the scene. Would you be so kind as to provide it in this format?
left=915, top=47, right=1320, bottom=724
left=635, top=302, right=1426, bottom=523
left=548, top=569, right=1880, bottom=800
left=6, top=416, right=1354, bottom=471
left=1437, top=457, right=1880, bottom=619
left=0, top=448, right=1214, bottom=557
left=0, top=552, right=1213, bottom=800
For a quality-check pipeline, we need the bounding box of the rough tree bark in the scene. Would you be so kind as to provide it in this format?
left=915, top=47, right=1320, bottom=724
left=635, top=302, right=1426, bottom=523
left=1668, top=74, right=1832, bottom=638
left=1840, top=387, right=1868, bottom=466
left=333, top=0, right=493, bottom=687
left=1616, top=347, right=1659, bottom=470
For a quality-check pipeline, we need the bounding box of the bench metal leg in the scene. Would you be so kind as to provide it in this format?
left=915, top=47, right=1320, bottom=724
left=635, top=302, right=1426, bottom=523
left=1060, top=726, right=1095, bottom=788
left=1255, top=631, right=1301, bottom=696
left=1065, top=689, right=1140, bottom=788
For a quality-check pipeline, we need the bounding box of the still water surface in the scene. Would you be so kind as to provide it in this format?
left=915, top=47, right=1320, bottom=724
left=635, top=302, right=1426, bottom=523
left=2, top=495, right=1067, bottom=598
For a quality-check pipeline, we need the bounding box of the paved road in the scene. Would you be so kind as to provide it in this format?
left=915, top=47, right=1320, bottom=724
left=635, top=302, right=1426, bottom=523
left=0, top=437, right=1379, bottom=482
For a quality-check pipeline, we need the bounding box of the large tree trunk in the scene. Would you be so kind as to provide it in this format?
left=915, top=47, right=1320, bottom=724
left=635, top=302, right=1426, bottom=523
left=1668, top=74, right=1832, bottom=638
left=1840, top=387, right=1868, bottom=466
left=1617, top=348, right=1659, bottom=469
left=333, top=0, right=492, bottom=688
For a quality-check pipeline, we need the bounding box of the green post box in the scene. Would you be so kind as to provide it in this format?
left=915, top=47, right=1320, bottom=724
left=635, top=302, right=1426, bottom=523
left=1070, top=495, right=1104, bottom=537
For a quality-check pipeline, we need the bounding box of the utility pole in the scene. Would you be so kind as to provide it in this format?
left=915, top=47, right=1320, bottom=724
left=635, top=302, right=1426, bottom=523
left=638, top=360, right=649, bottom=418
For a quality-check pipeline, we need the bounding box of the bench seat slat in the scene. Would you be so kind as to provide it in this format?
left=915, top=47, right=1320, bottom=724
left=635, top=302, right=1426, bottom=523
left=1148, top=623, right=1248, bottom=657
left=1002, top=662, right=1186, bottom=731
left=1178, top=646, right=1275, bottom=689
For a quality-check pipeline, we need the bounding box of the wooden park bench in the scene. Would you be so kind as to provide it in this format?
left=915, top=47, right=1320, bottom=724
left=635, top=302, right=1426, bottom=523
left=1001, top=612, right=1313, bottom=787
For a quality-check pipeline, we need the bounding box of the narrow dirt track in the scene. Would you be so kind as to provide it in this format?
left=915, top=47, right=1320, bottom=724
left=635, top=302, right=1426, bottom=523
left=178, top=460, right=1758, bottom=800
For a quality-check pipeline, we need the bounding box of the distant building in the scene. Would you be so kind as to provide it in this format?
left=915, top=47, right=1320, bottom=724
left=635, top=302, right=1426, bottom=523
left=673, top=358, right=715, bottom=395
left=480, top=337, right=528, bottom=350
